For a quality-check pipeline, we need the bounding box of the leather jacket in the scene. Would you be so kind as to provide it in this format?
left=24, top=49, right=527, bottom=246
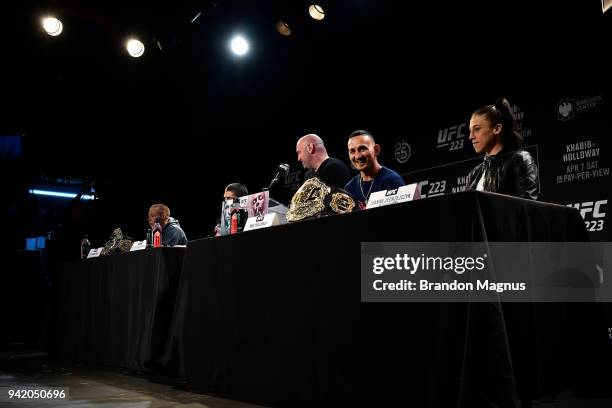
left=466, top=149, right=539, bottom=200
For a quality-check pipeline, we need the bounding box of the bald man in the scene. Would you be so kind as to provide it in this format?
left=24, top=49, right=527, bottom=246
left=296, top=134, right=352, bottom=188
left=147, top=204, right=188, bottom=246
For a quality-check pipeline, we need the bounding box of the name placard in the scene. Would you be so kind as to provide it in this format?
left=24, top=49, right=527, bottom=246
left=366, top=183, right=420, bottom=209
left=87, top=247, right=103, bottom=258
left=243, top=213, right=280, bottom=231
left=130, top=240, right=147, bottom=251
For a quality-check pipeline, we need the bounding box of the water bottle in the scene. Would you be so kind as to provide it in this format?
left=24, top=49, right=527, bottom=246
left=80, top=235, right=91, bottom=259
left=152, top=219, right=162, bottom=247
left=146, top=228, right=153, bottom=248
left=230, top=210, right=239, bottom=234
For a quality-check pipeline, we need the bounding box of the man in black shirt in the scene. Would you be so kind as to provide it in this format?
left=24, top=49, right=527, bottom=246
left=296, top=134, right=352, bottom=188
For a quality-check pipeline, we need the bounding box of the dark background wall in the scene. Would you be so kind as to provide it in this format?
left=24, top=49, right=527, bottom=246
left=1, top=1, right=610, bottom=253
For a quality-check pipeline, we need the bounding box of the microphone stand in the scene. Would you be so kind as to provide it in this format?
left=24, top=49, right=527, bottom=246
left=263, top=173, right=281, bottom=191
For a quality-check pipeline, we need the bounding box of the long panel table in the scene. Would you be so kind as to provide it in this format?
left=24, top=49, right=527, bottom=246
left=162, top=191, right=606, bottom=406
left=58, top=247, right=185, bottom=371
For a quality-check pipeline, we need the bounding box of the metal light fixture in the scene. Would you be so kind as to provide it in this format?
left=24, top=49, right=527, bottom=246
left=126, top=39, right=145, bottom=58
left=276, top=20, right=291, bottom=36
left=308, top=5, right=325, bottom=21
left=42, top=16, right=63, bottom=36
left=230, top=35, right=249, bottom=56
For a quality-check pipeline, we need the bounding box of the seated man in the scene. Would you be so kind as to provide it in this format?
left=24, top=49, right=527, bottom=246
left=296, top=133, right=352, bottom=188
left=148, top=204, right=188, bottom=246
left=214, top=183, right=249, bottom=236
left=223, top=183, right=249, bottom=201
left=344, top=130, right=405, bottom=208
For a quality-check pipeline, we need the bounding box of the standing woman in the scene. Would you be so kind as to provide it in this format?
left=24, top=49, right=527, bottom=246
left=466, top=98, right=539, bottom=199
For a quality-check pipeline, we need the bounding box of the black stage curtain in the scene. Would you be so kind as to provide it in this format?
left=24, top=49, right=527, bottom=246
left=57, top=247, right=185, bottom=371
left=162, top=191, right=606, bottom=407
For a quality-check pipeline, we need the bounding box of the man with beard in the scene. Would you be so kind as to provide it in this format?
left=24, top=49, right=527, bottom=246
left=344, top=130, right=405, bottom=209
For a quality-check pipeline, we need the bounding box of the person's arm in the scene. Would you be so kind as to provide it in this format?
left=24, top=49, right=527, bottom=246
left=327, top=160, right=352, bottom=188
left=511, top=151, right=539, bottom=200
left=465, top=164, right=482, bottom=191
left=164, top=225, right=188, bottom=246
left=177, top=227, right=188, bottom=245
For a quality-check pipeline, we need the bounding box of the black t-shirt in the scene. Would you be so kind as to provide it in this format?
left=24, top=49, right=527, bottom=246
left=303, top=157, right=352, bottom=188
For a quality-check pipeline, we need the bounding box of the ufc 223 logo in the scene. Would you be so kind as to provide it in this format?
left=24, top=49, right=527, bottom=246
left=567, top=200, right=607, bottom=232
left=437, top=123, right=467, bottom=151
left=284, top=171, right=302, bottom=192
left=417, top=180, right=447, bottom=198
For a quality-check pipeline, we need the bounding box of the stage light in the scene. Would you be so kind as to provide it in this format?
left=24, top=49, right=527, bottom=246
left=603, top=0, right=612, bottom=13
left=29, top=189, right=94, bottom=200
left=276, top=21, right=291, bottom=36
left=42, top=16, right=63, bottom=36
left=308, top=4, right=325, bottom=21
left=126, top=39, right=145, bottom=58
left=230, top=35, right=249, bottom=56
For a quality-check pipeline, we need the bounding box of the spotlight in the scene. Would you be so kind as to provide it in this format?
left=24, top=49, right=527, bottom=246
left=308, top=4, right=325, bottom=21
left=276, top=21, right=291, bottom=36
left=230, top=35, right=249, bottom=56
left=42, top=16, right=63, bottom=36
left=126, top=39, right=145, bottom=58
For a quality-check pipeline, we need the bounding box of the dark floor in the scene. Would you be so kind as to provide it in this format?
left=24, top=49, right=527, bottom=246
left=0, top=349, right=265, bottom=408
left=2, top=348, right=612, bottom=407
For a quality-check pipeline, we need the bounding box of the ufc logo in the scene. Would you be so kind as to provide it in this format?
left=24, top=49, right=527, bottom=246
left=437, top=123, right=467, bottom=144
left=567, top=200, right=607, bottom=219
left=385, top=188, right=398, bottom=196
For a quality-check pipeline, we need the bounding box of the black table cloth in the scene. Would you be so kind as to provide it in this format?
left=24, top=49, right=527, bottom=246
left=161, top=191, right=606, bottom=407
left=58, top=247, right=185, bottom=371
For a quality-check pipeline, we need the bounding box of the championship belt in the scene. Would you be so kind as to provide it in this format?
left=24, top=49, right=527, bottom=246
left=101, top=228, right=134, bottom=255
left=286, top=177, right=356, bottom=222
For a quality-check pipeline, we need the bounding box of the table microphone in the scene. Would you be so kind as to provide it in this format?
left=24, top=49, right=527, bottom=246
left=263, top=163, right=290, bottom=191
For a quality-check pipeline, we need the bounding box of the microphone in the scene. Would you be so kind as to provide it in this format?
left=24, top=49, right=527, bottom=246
left=263, top=163, right=290, bottom=191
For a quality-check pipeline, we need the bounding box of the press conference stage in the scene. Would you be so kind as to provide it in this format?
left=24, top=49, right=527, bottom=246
left=25, top=192, right=603, bottom=407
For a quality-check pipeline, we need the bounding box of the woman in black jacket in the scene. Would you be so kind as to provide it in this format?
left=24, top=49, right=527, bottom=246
left=466, top=98, right=539, bottom=199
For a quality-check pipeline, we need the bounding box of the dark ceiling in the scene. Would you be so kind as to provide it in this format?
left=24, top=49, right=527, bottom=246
left=3, top=2, right=610, bottom=164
